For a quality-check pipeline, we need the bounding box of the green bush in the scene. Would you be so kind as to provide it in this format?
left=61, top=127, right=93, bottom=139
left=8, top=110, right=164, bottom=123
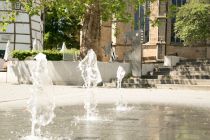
left=11, top=49, right=80, bottom=61
left=12, top=50, right=37, bottom=60
left=43, top=50, right=63, bottom=61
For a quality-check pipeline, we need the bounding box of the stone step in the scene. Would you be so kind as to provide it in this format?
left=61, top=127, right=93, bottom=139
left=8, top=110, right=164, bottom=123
left=177, top=61, right=210, bottom=65
left=123, top=79, right=210, bottom=85
left=159, top=75, right=210, bottom=80
left=176, top=64, right=210, bottom=67
left=156, top=84, right=210, bottom=90
left=122, top=59, right=210, bottom=88
left=103, top=82, right=116, bottom=88
left=141, top=75, right=158, bottom=79
left=173, top=66, right=210, bottom=71
left=122, top=83, right=154, bottom=88
left=170, top=71, right=210, bottom=76
left=180, top=59, right=210, bottom=63
left=157, top=67, right=171, bottom=72
left=153, top=71, right=170, bottom=75
left=153, top=70, right=210, bottom=77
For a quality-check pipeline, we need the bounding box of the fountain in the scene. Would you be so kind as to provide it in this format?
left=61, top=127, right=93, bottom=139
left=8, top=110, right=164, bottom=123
left=22, top=53, right=55, bottom=140
left=116, top=66, right=132, bottom=111
left=78, top=49, right=102, bottom=120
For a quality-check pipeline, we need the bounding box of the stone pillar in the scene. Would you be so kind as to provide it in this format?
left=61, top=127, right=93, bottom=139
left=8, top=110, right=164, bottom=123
left=157, top=1, right=167, bottom=60
left=98, top=21, right=112, bottom=61
left=149, top=1, right=159, bottom=45
left=115, top=22, right=133, bottom=61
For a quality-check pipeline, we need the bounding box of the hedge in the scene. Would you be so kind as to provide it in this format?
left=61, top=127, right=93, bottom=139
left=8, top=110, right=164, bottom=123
left=12, top=49, right=80, bottom=61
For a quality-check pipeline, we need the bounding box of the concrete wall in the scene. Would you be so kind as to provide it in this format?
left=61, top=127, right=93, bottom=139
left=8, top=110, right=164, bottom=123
left=141, top=63, right=165, bottom=76
left=7, top=61, right=131, bottom=85
left=142, top=64, right=156, bottom=75
left=164, top=56, right=180, bottom=67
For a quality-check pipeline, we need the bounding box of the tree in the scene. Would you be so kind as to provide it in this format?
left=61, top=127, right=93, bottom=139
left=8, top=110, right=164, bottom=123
left=175, top=2, right=210, bottom=46
left=3, top=0, right=156, bottom=57
left=44, top=7, right=81, bottom=49
left=19, top=0, right=154, bottom=57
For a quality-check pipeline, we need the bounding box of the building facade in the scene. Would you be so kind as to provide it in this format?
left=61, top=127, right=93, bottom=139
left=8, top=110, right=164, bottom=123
left=99, top=0, right=210, bottom=62
left=0, top=1, right=43, bottom=55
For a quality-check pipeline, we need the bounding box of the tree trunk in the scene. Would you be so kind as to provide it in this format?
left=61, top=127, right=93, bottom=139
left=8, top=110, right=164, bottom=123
left=80, top=0, right=101, bottom=58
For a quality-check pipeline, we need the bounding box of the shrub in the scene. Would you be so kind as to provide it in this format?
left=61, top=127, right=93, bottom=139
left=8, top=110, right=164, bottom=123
left=43, top=50, right=63, bottom=61
left=12, top=50, right=37, bottom=60
left=11, top=49, right=80, bottom=61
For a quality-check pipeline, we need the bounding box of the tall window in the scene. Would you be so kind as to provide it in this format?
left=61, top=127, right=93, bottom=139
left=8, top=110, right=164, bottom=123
left=144, top=1, right=150, bottom=42
left=171, top=0, right=187, bottom=43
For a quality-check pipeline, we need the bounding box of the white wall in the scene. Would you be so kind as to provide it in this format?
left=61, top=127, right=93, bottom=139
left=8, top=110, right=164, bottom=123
left=164, top=56, right=181, bottom=67
left=0, top=3, right=43, bottom=51
left=7, top=61, right=131, bottom=85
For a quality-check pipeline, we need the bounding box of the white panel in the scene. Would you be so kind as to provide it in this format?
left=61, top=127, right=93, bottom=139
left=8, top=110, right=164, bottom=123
left=0, top=2, right=5, bottom=10
left=32, top=21, right=41, bottom=31
left=32, top=31, right=42, bottom=40
left=31, top=15, right=41, bottom=22
left=0, top=43, right=14, bottom=50
left=5, top=23, right=14, bottom=33
left=0, top=1, right=12, bottom=10
left=15, top=44, right=31, bottom=50
left=16, top=13, right=29, bottom=22
left=16, top=35, right=30, bottom=43
left=0, top=44, right=6, bottom=50
left=16, top=24, right=30, bottom=34
left=0, top=12, right=14, bottom=21
left=0, top=34, right=14, bottom=42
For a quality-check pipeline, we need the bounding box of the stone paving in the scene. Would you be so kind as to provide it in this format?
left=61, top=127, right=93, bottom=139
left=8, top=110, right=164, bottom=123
left=1, top=104, right=210, bottom=140
left=0, top=84, right=210, bottom=139
left=1, top=84, right=210, bottom=109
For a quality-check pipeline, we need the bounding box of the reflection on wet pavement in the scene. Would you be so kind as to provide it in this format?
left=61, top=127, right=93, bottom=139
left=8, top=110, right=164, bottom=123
left=0, top=104, right=210, bottom=140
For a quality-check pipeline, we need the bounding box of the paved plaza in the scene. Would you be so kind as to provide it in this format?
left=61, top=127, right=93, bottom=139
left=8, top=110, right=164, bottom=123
left=0, top=84, right=210, bottom=140
left=0, top=84, right=210, bottom=109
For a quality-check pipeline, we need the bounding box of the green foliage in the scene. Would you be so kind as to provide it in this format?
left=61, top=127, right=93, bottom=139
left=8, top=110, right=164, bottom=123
left=175, top=2, right=210, bottom=46
left=18, top=0, right=153, bottom=23
left=12, top=49, right=80, bottom=61
left=0, top=1, right=17, bottom=32
left=43, top=50, right=63, bottom=60
left=12, top=50, right=37, bottom=60
left=44, top=7, right=81, bottom=50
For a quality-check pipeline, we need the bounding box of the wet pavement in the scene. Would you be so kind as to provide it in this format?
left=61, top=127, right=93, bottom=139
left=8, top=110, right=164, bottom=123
left=0, top=104, right=210, bottom=140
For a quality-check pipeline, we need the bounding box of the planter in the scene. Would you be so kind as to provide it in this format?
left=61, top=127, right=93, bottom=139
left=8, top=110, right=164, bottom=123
left=7, top=61, right=131, bottom=85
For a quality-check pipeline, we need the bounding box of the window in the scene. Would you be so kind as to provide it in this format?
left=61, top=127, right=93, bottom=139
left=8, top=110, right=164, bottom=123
left=15, top=2, right=21, bottom=10
left=171, top=0, right=187, bottom=43
left=172, top=0, right=186, bottom=6
left=134, top=2, right=150, bottom=43
left=144, top=1, right=150, bottom=42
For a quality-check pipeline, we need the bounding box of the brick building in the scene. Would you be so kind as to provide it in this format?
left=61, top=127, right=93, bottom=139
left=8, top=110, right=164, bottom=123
left=99, top=0, right=210, bottom=62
